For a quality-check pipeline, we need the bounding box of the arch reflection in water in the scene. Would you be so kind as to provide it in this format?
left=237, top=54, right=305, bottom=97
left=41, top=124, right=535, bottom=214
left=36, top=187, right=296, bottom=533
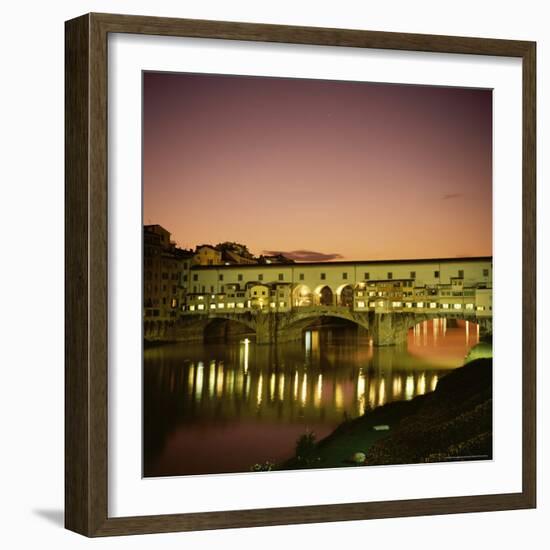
left=144, top=320, right=478, bottom=477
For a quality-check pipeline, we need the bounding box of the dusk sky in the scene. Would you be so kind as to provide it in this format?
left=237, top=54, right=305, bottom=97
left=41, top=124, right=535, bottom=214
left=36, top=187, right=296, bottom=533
left=143, top=72, right=492, bottom=261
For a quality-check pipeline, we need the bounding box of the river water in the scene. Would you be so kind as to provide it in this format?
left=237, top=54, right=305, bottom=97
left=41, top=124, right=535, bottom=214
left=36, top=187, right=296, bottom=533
left=144, top=319, right=482, bottom=477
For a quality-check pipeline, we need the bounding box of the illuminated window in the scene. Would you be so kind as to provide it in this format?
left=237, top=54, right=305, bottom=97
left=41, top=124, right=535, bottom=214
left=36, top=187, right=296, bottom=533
left=442, top=303, right=449, bottom=309
left=237, top=302, right=245, bottom=309
left=416, top=302, right=424, bottom=308
left=217, top=303, right=225, bottom=309
left=357, top=301, right=366, bottom=308
left=197, top=304, right=205, bottom=311
left=368, top=291, right=376, bottom=297
left=198, top=295, right=204, bottom=300
left=368, top=301, right=376, bottom=307
left=279, top=301, right=286, bottom=308
left=466, top=303, right=474, bottom=310
left=392, top=301, right=402, bottom=308
left=270, top=302, right=276, bottom=308
left=210, top=304, right=216, bottom=310
left=476, top=305, right=485, bottom=311
left=357, top=291, right=364, bottom=297
left=429, top=302, right=437, bottom=309
left=453, top=303, right=462, bottom=310
left=227, top=303, right=235, bottom=309
left=405, top=302, right=413, bottom=308
left=189, top=305, right=196, bottom=311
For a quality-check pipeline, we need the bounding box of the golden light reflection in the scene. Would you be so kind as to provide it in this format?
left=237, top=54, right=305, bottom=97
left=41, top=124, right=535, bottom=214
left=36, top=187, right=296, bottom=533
left=270, top=372, right=276, bottom=401
left=256, top=373, right=263, bottom=406
left=392, top=376, right=402, bottom=397
left=195, top=362, right=204, bottom=401
left=293, top=370, right=299, bottom=400
left=417, top=373, right=426, bottom=395
left=378, top=379, right=386, bottom=406
left=301, top=373, right=308, bottom=406
left=315, top=374, right=323, bottom=408
left=208, top=361, right=216, bottom=398
left=335, top=383, right=343, bottom=410
left=278, top=374, right=285, bottom=401
left=368, top=383, right=376, bottom=409
left=243, top=339, right=249, bottom=373
left=405, top=375, right=414, bottom=400
left=187, top=363, right=195, bottom=397
left=430, top=374, right=439, bottom=391
left=216, top=364, right=224, bottom=397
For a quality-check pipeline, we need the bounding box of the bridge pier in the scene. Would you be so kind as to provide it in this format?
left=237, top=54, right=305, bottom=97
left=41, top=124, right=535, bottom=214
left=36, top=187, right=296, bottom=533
left=371, top=313, right=408, bottom=346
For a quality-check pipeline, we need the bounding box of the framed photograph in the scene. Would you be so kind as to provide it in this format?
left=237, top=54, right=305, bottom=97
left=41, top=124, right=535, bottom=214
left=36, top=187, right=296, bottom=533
left=65, top=13, right=536, bottom=536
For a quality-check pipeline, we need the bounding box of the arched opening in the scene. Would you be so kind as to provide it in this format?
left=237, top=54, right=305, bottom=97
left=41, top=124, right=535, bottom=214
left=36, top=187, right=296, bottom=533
left=292, top=284, right=313, bottom=307
left=314, top=285, right=334, bottom=306
left=337, top=284, right=354, bottom=307
left=204, top=318, right=255, bottom=342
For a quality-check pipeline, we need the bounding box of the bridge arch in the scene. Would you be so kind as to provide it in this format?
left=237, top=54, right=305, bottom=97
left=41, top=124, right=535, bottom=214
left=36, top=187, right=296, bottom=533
left=313, top=285, right=335, bottom=306
left=336, top=284, right=354, bottom=307
left=203, top=316, right=256, bottom=342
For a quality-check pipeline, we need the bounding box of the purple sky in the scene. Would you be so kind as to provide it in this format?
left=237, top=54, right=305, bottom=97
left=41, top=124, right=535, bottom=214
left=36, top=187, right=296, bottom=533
left=143, top=72, right=492, bottom=261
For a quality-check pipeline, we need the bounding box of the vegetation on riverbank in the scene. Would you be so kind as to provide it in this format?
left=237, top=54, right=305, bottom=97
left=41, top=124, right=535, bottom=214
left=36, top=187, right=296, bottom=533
left=279, top=357, right=493, bottom=470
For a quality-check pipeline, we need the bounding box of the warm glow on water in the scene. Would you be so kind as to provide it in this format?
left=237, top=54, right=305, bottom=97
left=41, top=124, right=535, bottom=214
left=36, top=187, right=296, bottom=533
left=144, top=321, right=485, bottom=477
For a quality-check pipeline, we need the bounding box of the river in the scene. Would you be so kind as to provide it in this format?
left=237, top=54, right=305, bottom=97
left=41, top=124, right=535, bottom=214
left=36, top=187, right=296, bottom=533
left=143, top=318, right=482, bottom=477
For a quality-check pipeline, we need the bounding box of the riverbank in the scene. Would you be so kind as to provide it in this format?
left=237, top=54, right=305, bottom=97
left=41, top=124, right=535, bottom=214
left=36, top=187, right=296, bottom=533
left=279, top=357, right=492, bottom=470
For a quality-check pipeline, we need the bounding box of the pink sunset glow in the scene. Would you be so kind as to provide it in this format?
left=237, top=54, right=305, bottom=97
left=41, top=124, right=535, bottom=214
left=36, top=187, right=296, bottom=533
left=143, top=72, right=492, bottom=261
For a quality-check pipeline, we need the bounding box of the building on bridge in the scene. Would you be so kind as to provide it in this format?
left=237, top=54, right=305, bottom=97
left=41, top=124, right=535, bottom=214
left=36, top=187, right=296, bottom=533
left=181, top=257, right=492, bottom=319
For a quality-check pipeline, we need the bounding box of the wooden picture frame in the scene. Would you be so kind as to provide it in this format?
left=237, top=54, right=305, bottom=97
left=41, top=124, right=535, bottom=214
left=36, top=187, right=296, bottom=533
left=65, top=12, right=536, bottom=537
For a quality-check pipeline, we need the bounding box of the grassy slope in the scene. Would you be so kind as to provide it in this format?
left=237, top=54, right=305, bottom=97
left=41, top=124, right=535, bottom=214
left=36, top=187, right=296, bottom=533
left=280, top=358, right=492, bottom=470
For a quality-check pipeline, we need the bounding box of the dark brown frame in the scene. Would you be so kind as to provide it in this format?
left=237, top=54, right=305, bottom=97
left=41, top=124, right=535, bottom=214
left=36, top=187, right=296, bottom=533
left=65, top=12, right=537, bottom=537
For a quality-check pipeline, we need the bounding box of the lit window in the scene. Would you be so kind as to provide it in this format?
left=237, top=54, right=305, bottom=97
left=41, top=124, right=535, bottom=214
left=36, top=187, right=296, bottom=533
left=405, top=302, right=413, bottom=308
left=453, top=303, right=462, bottom=310
left=227, top=303, right=235, bottom=309
left=368, top=291, right=376, bottom=297
left=197, top=304, right=205, bottom=311
left=416, top=302, right=424, bottom=308
left=279, top=301, right=286, bottom=308
left=198, top=295, right=204, bottom=300
left=466, top=303, right=474, bottom=310
left=442, top=303, right=449, bottom=309
left=189, top=305, right=196, bottom=311
left=476, top=305, right=485, bottom=311
left=357, top=291, right=364, bottom=297
left=357, top=301, right=366, bottom=308
left=377, top=301, right=385, bottom=307
left=210, top=304, right=216, bottom=310
left=237, top=302, right=245, bottom=309
left=392, top=301, right=402, bottom=308
left=270, top=302, right=276, bottom=308
left=429, top=302, right=437, bottom=309
left=217, top=303, right=225, bottom=309
left=368, top=301, right=376, bottom=307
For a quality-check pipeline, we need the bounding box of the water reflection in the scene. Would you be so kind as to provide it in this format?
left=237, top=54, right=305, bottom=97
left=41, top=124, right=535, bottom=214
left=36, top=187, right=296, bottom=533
left=144, top=320, right=479, bottom=477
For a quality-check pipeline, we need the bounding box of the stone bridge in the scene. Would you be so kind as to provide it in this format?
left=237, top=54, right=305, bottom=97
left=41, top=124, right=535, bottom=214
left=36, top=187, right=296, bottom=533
left=168, top=306, right=492, bottom=346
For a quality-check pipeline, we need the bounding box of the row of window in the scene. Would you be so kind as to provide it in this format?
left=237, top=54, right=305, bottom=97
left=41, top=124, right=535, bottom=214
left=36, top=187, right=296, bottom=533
left=187, top=301, right=288, bottom=311
left=194, top=269, right=491, bottom=283
left=355, top=301, right=485, bottom=311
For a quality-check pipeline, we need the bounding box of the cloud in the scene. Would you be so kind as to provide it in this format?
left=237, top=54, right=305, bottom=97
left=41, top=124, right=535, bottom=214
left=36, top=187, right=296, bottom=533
left=263, top=249, right=344, bottom=262
left=442, top=193, right=463, bottom=200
